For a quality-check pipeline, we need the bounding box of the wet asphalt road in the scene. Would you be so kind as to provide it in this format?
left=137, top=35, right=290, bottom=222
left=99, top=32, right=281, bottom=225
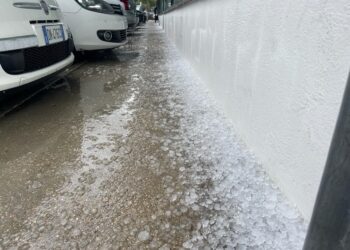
left=0, top=23, right=306, bottom=250
left=0, top=23, right=197, bottom=249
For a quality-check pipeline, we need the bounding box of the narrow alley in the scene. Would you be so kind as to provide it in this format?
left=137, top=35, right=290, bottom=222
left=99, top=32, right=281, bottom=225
left=0, top=23, right=306, bottom=249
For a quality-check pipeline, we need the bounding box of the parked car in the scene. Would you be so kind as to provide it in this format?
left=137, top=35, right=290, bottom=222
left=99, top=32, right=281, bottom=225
left=104, top=0, right=126, bottom=16
left=147, top=11, right=154, bottom=20
left=104, top=0, right=127, bottom=20
left=55, top=0, right=128, bottom=51
left=0, top=0, right=74, bottom=92
left=136, top=4, right=147, bottom=24
left=119, top=0, right=139, bottom=30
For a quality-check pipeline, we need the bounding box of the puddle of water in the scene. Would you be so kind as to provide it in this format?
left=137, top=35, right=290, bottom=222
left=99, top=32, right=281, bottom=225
left=0, top=40, right=139, bottom=240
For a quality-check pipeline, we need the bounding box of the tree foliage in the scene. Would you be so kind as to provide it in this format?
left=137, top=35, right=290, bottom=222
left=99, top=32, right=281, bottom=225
left=136, top=0, right=156, bottom=11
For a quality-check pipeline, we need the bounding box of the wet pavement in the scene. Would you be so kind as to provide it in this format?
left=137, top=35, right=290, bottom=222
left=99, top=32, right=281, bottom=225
left=0, top=23, right=306, bottom=249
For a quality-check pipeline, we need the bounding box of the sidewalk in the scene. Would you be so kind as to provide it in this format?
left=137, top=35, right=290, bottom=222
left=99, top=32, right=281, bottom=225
left=0, top=23, right=306, bottom=249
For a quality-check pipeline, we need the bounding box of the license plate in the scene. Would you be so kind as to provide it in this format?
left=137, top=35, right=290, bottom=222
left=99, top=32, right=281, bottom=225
left=42, top=25, right=65, bottom=45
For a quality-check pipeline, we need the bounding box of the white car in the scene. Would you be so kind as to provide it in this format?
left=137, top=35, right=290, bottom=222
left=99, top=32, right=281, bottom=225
left=104, top=0, right=126, bottom=15
left=56, top=0, right=128, bottom=51
left=0, top=0, right=74, bottom=92
left=118, top=0, right=139, bottom=30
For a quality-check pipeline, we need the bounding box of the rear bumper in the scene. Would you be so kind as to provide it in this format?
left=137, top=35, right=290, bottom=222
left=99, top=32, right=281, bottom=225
left=127, top=13, right=138, bottom=26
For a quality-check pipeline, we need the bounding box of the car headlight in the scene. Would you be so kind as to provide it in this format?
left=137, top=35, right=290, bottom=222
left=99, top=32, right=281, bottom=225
left=75, top=0, right=114, bottom=14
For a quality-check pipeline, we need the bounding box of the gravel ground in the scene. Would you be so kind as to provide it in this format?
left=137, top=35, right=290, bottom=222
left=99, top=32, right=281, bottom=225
left=0, top=23, right=306, bottom=249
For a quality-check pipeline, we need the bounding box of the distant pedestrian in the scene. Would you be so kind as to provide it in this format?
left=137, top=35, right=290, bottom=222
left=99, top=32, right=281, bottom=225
left=154, top=7, right=159, bottom=24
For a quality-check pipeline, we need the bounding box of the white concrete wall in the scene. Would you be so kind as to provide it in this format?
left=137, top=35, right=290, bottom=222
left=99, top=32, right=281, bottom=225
left=161, top=0, right=350, bottom=219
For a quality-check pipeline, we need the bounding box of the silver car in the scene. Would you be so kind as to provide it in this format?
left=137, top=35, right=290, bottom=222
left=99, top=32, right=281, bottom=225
left=120, top=0, right=139, bottom=30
